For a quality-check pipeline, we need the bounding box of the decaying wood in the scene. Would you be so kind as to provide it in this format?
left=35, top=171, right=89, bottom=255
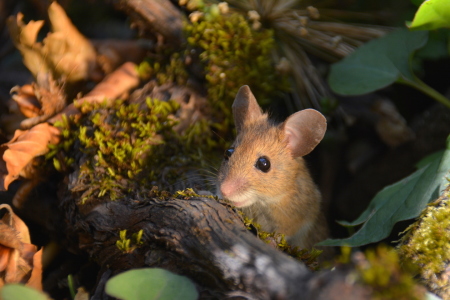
left=112, top=0, right=184, bottom=45
left=59, top=183, right=370, bottom=299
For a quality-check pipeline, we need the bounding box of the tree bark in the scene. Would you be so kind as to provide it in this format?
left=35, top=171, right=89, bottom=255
left=60, top=185, right=370, bottom=299
left=112, top=0, right=184, bottom=45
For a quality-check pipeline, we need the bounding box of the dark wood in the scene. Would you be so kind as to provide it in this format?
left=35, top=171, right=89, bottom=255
left=112, top=0, right=184, bottom=44
left=60, top=184, right=370, bottom=299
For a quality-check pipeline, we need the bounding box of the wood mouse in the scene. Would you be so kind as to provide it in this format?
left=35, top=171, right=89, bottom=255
left=217, top=85, right=328, bottom=250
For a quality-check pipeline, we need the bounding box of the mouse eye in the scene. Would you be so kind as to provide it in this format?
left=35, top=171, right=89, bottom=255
left=224, top=148, right=235, bottom=160
left=255, top=156, right=270, bottom=172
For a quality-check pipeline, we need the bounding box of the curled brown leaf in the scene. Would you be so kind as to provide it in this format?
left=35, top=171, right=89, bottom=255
left=0, top=204, right=43, bottom=289
left=0, top=123, right=60, bottom=191
left=11, top=72, right=66, bottom=129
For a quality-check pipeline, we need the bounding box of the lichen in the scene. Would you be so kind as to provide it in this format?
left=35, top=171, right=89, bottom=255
left=398, top=185, right=450, bottom=299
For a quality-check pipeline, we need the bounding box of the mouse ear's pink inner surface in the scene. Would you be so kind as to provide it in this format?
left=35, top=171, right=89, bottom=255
left=232, top=85, right=263, bottom=133
left=283, top=109, right=327, bottom=158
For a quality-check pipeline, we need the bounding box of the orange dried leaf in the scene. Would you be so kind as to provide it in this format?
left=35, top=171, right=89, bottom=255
left=49, top=62, right=140, bottom=123
left=0, top=204, right=42, bottom=289
left=0, top=245, right=11, bottom=272
left=10, top=85, right=41, bottom=118
left=26, top=248, right=43, bottom=290
left=0, top=123, right=60, bottom=190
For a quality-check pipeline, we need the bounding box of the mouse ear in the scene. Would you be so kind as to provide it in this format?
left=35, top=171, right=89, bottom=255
left=283, top=109, right=327, bottom=157
left=232, top=85, right=263, bottom=133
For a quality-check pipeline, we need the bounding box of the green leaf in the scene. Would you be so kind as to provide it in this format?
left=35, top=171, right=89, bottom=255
left=1, top=284, right=49, bottom=300
left=318, top=136, right=450, bottom=247
left=105, top=268, right=198, bottom=300
left=409, top=0, right=450, bottom=31
left=328, top=28, right=428, bottom=95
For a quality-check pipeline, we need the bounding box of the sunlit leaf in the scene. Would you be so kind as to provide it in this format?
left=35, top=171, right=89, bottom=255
left=409, top=0, right=450, bottom=31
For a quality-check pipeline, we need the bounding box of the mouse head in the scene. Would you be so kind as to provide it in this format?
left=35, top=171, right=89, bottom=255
left=218, top=85, right=326, bottom=208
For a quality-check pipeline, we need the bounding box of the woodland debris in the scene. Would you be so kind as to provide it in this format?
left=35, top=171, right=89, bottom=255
left=0, top=203, right=43, bottom=290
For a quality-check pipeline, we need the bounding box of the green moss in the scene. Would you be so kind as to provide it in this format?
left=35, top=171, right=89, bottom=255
left=398, top=185, right=450, bottom=298
left=48, top=97, right=220, bottom=204
left=139, top=4, right=289, bottom=134
left=72, top=98, right=181, bottom=203
left=185, top=9, right=289, bottom=116
left=357, top=245, right=423, bottom=300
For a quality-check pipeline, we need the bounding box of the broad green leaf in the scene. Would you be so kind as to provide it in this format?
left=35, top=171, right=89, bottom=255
left=105, top=268, right=198, bottom=300
left=318, top=136, right=450, bottom=247
left=1, top=284, right=49, bottom=300
left=328, top=28, right=428, bottom=95
left=409, top=0, right=450, bottom=31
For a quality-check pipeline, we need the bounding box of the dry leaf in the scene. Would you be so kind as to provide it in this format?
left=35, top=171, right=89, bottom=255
left=372, top=99, right=415, bottom=147
left=10, top=84, right=41, bottom=118
left=11, top=72, right=66, bottom=129
left=49, top=62, right=140, bottom=123
left=0, top=123, right=60, bottom=191
left=7, top=2, right=101, bottom=82
left=0, top=204, right=43, bottom=289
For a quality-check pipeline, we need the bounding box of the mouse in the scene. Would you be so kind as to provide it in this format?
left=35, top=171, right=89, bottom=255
left=217, top=85, right=328, bottom=250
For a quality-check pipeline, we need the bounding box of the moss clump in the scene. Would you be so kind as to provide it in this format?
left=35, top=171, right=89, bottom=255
left=51, top=98, right=219, bottom=204
left=141, top=3, right=289, bottom=130
left=73, top=98, right=180, bottom=202
left=355, top=245, right=424, bottom=300
left=398, top=185, right=450, bottom=299
left=185, top=7, right=289, bottom=115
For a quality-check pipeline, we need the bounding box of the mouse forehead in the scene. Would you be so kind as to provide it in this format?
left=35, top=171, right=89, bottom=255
left=234, top=119, right=285, bottom=157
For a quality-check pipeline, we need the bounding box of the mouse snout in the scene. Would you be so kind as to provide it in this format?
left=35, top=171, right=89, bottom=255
left=220, top=177, right=247, bottom=199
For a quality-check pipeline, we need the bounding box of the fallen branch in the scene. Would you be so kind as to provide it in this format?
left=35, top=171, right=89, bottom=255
left=59, top=185, right=370, bottom=299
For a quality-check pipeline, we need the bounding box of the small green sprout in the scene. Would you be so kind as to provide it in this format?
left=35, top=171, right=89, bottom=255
left=116, top=229, right=144, bottom=253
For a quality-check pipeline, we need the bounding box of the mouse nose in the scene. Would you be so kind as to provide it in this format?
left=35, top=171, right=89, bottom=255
left=220, top=177, right=247, bottom=198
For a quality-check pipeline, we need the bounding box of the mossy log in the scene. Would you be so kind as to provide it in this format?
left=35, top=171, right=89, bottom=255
left=59, top=185, right=370, bottom=299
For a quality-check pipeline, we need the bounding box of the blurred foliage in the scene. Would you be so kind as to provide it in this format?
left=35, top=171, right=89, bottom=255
left=354, top=245, right=424, bottom=300
left=0, top=284, right=50, bottom=300
left=105, top=268, right=198, bottom=300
